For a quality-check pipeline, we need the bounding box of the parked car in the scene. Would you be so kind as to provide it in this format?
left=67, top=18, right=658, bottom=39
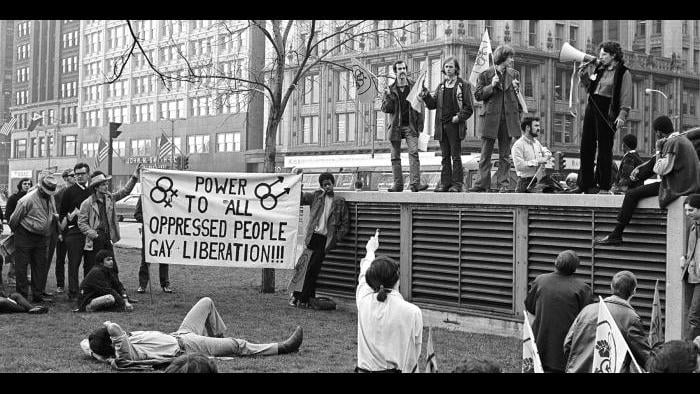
left=115, top=194, right=140, bottom=222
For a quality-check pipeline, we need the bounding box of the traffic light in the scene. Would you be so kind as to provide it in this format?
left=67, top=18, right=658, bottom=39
left=109, top=122, right=122, bottom=139
left=553, top=151, right=566, bottom=172
left=182, top=155, right=189, bottom=170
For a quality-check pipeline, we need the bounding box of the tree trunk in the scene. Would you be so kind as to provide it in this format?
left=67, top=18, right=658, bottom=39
left=260, top=113, right=281, bottom=293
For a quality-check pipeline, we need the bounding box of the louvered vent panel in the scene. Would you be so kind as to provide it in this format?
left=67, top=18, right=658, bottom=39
left=317, top=202, right=401, bottom=297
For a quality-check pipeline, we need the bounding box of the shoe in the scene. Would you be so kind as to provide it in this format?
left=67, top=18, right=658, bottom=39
left=565, top=186, right=585, bottom=194
left=594, top=234, right=623, bottom=246
left=468, top=186, right=487, bottom=192
left=448, top=185, right=462, bottom=192
left=410, top=183, right=429, bottom=192
left=434, top=185, right=449, bottom=192
left=288, top=294, right=298, bottom=307
left=55, top=287, right=64, bottom=294
left=28, top=306, right=48, bottom=314
left=277, top=326, right=303, bottom=354
left=136, top=287, right=146, bottom=293
left=162, top=286, right=173, bottom=294
left=498, top=186, right=509, bottom=193
left=387, top=185, right=404, bottom=192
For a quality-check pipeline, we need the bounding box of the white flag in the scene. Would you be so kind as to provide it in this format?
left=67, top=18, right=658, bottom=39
left=351, top=58, right=379, bottom=105
left=522, top=311, right=544, bottom=373
left=407, top=65, right=427, bottom=113
left=469, top=29, right=493, bottom=88
left=592, top=296, right=643, bottom=373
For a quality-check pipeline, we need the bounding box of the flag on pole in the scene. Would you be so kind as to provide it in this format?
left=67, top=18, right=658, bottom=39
left=527, top=164, right=547, bottom=190
left=424, top=326, right=438, bottom=373
left=27, top=113, right=43, bottom=132
left=407, top=64, right=428, bottom=113
left=522, top=311, right=544, bottom=373
left=592, top=296, right=643, bottom=373
left=158, top=132, right=174, bottom=161
left=351, top=58, right=379, bottom=105
left=0, top=116, right=17, bottom=135
left=649, top=280, right=665, bottom=347
left=96, top=136, right=109, bottom=165
left=469, top=29, right=493, bottom=87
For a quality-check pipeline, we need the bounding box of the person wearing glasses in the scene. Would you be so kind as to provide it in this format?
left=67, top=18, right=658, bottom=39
left=51, top=168, right=76, bottom=294
left=59, top=163, right=94, bottom=301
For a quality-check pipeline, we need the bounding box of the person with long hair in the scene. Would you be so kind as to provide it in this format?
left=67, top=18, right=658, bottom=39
left=355, top=230, right=423, bottom=373
left=75, top=249, right=133, bottom=313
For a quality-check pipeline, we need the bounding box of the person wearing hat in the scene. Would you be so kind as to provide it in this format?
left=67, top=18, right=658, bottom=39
left=595, top=115, right=700, bottom=245
left=8, top=175, right=59, bottom=302
left=681, top=194, right=700, bottom=340
left=611, top=133, right=643, bottom=194
left=77, top=165, right=141, bottom=302
left=49, top=168, right=76, bottom=295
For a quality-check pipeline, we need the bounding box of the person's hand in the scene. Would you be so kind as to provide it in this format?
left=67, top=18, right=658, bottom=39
left=132, top=163, right=143, bottom=178
left=291, top=167, right=303, bottom=175
left=383, top=86, right=391, bottom=96
left=124, top=302, right=134, bottom=312
left=451, top=115, right=459, bottom=124
left=614, top=118, right=625, bottom=130
left=630, top=167, right=639, bottom=181
left=68, top=208, right=79, bottom=221
left=366, top=229, right=379, bottom=255
left=513, top=78, right=520, bottom=92
left=681, top=256, right=687, bottom=269
left=491, top=73, right=500, bottom=88
left=537, top=156, right=549, bottom=164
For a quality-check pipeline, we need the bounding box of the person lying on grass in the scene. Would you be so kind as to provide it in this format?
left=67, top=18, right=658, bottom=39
left=0, top=291, right=48, bottom=314
left=75, top=249, right=133, bottom=313
left=80, top=297, right=303, bottom=370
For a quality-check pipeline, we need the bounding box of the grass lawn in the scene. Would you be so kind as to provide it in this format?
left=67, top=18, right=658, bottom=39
left=0, top=246, right=521, bottom=373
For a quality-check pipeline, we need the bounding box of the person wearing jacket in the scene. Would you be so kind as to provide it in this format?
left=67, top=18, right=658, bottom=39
left=681, top=194, right=700, bottom=340
left=77, top=165, right=141, bottom=302
left=470, top=45, right=523, bottom=193
left=421, top=56, right=474, bottom=192
left=2, top=178, right=32, bottom=285
left=134, top=197, right=171, bottom=294
left=288, top=170, right=349, bottom=308
left=380, top=60, right=428, bottom=193
left=76, top=249, right=133, bottom=313
left=8, top=176, right=58, bottom=302
left=563, top=270, right=651, bottom=373
left=611, top=134, right=643, bottom=194
left=511, top=116, right=552, bottom=192
left=51, top=168, right=76, bottom=294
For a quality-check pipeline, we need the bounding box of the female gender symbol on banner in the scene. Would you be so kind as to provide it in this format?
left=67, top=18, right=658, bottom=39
left=254, top=176, right=290, bottom=210
left=150, top=176, right=178, bottom=208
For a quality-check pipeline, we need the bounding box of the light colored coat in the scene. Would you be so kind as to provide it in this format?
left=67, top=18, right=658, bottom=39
left=77, top=176, right=137, bottom=250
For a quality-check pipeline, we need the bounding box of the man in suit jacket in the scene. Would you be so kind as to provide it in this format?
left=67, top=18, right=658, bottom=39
left=682, top=194, right=700, bottom=340
left=470, top=45, right=523, bottom=193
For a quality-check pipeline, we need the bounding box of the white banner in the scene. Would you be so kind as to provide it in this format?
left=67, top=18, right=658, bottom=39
left=468, top=29, right=493, bottom=88
left=141, top=169, right=302, bottom=269
left=522, top=311, right=544, bottom=373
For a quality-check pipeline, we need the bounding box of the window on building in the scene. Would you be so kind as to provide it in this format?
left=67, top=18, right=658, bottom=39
left=553, top=113, right=574, bottom=144
left=335, top=112, right=356, bottom=143
left=554, top=23, right=564, bottom=50
left=569, top=25, right=579, bottom=48
left=636, top=20, right=646, bottom=37
left=485, top=20, right=494, bottom=37
left=130, top=139, right=152, bottom=156
left=301, top=115, right=319, bottom=144
left=216, top=132, right=241, bottom=152
left=593, top=20, right=604, bottom=46
left=32, top=137, right=41, bottom=158
left=554, top=67, right=573, bottom=101
left=683, top=20, right=689, bottom=36
left=467, top=20, right=478, bottom=38
left=82, top=142, right=98, bottom=157
left=336, top=70, right=356, bottom=101
left=654, top=20, right=662, bottom=34
left=608, top=20, right=620, bottom=41
left=695, top=50, right=699, bottom=73
left=187, top=135, right=210, bottom=154
left=63, top=135, right=77, bottom=156
left=528, top=20, right=538, bottom=47
left=303, top=74, right=320, bottom=104
left=512, top=20, right=523, bottom=46
left=133, top=103, right=154, bottom=122
left=374, top=110, right=386, bottom=141
left=14, top=139, right=27, bottom=158
left=514, top=63, right=536, bottom=98
left=48, top=109, right=55, bottom=125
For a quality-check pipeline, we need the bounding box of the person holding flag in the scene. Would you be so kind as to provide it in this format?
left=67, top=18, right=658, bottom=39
left=381, top=60, right=428, bottom=193
left=511, top=116, right=552, bottom=193
left=563, top=270, right=651, bottom=373
left=421, top=57, right=474, bottom=192
left=470, top=45, right=523, bottom=193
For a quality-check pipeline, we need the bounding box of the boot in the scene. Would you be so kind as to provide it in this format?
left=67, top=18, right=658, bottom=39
left=277, top=326, right=303, bottom=354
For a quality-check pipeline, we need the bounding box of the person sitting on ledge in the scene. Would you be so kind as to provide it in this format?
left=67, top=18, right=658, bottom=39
left=75, top=249, right=133, bottom=313
left=595, top=115, right=700, bottom=246
left=81, top=297, right=302, bottom=369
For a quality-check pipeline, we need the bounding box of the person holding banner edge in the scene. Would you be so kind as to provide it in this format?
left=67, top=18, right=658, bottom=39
left=381, top=60, right=428, bottom=193
left=470, top=45, right=522, bottom=193
left=135, top=197, right=172, bottom=294
left=420, top=56, right=474, bottom=192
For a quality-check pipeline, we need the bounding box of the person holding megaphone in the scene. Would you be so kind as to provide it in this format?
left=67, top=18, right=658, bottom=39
left=568, top=41, right=633, bottom=194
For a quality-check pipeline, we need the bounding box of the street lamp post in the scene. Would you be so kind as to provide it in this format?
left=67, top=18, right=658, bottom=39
left=645, top=88, right=674, bottom=152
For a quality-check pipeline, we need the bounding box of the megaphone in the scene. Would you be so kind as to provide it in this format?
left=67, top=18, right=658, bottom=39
left=559, top=42, right=597, bottom=66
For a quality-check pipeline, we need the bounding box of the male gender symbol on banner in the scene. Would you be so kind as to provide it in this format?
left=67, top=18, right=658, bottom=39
left=254, top=176, right=291, bottom=210
left=150, top=176, right=179, bottom=208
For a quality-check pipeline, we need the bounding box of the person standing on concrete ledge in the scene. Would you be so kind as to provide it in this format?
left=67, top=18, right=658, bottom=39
left=381, top=60, right=428, bottom=193
left=595, top=115, right=700, bottom=246
left=524, top=250, right=593, bottom=373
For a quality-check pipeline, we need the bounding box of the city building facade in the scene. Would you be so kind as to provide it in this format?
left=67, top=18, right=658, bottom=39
left=0, top=20, right=15, bottom=192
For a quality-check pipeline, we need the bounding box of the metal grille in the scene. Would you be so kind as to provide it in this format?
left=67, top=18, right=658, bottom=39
left=527, top=206, right=666, bottom=329
left=317, top=202, right=401, bottom=297
left=412, top=206, right=515, bottom=314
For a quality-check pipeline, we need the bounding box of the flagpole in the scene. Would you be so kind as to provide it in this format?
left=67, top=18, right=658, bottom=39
left=170, top=119, right=175, bottom=169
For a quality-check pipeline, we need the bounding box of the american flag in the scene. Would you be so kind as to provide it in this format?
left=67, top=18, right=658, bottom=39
left=96, top=136, right=109, bottom=165
left=158, top=132, right=173, bottom=161
left=0, top=117, right=17, bottom=135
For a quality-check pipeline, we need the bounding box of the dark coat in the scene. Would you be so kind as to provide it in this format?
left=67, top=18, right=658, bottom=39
left=4, top=179, right=29, bottom=222
left=524, top=271, right=593, bottom=371
left=422, top=76, right=473, bottom=141
left=563, top=296, right=651, bottom=373
left=615, top=151, right=644, bottom=189
left=77, top=265, right=126, bottom=312
left=474, top=67, right=522, bottom=139
left=381, top=79, right=424, bottom=142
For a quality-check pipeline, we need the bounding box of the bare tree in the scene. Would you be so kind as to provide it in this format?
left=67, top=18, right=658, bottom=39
left=106, top=19, right=424, bottom=292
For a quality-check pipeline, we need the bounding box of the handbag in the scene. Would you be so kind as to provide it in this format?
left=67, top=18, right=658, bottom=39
left=0, top=234, right=15, bottom=259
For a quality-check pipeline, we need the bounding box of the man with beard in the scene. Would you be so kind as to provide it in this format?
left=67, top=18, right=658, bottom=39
left=511, top=116, right=552, bottom=193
